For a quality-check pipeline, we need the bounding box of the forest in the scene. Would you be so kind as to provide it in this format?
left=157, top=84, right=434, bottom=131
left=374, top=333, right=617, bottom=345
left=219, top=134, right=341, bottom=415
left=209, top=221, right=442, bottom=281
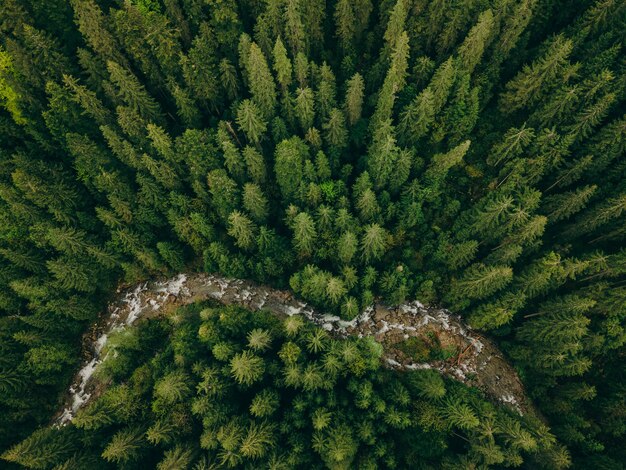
left=0, top=0, right=624, bottom=468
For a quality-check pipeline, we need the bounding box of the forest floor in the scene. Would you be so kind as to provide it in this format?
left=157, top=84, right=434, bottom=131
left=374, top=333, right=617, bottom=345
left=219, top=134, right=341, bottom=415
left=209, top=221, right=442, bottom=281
left=54, top=273, right=535, bottom=424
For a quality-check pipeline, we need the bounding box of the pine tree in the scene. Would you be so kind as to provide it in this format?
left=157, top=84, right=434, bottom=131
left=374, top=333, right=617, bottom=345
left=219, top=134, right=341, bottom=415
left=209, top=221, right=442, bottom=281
left=500, top=35, right=574, bottom=113
left=182, top=22, right=220, bottom=106
left=62, top=74, right=111, bottom=126
left=247, top=328, right=272, bottom=351
left=456, top=9, right=494, bottom=74
left=361, top=224, right=388, bottom=262
left=407, top=370, right=446, bottom=399
left=323, top=108, right=348, bottom=149
left=69, top=0, right=128, bottom=67
left=542, top=185, right=597, bottom=222
left=228, top=210, right=257, bottom=250
left=284, top=0, right=306, bottom=55
left=398, top=88, right=435, bottom=145
left=292, top=212, right=317, bottom=256
left=107, top=61, right=162, bottom=123
left=157, top=445, right=194, bottom=470
left=230, top=350, right=265, bottom=385
left=494, top=0, right=537, bottom=60
left=371, top=31, right=409, bottom=127
left=237, top=99, right=267, bottom=145
left=272, top=37, right=293, bottom=91
left=565, top=193, right=626, bottom=237
left=468, top=292, right=526, bottom=330
left=449, top=264, right=513, bottom=302
left=101, top=428, right=145, bottom=464
left=274, top=136, right=307, bottom=201
left=428, top=57, right=457, bottom=112
left=344, top=73, right=364, bottom=126
left=156, top=241, right=186, bottom=271
left=487, top=125, right=536, bottom=167
left=1, top=428, right=73, bottom=469
left=250, top=389, right=280, bottom=417
left=146, top=420, right=176, bottom=445
left=243, top=183, right=269, bottom=223
left=220, top=58, right=239, bottom=101
left=243, top=146, right=267, bottom=184
left=168, top=80, right=201, bottom=127
left=239, top=422, right=275, bottom=458
left=424, top=140, right=470, bottom=188
left=326, top=277, right=347, bottom=305
left=443, top=398, right=479, bottom=430
left=382, top=0, right=408, bottom=60
left=155, top=371, right=191, bottom=403
left=207, top=169, right=241, bottom=221
left=566, top=92, right=616, bottom=142
left=294, top=87, right=315, bottom=131
left=337, top=231, right=358, bottom=264
left=316, top=64, right=338, bottom=122
left=367, top=119, right=402, bottom=190
left=334, top=0, right=356, bottom=52
left=245, top=42, right=278, bottom=119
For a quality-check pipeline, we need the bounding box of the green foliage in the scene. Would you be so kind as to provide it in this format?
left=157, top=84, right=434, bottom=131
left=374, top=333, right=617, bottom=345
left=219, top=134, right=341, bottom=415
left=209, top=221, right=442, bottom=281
left=4, top=303, right=558, bottom=468
left=0, top=1, right=625, bottom=466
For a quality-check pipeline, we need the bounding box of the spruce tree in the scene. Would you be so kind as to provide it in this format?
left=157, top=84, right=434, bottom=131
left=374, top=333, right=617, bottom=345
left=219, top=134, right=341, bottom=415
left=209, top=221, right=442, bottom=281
left=236, top=99, right=267, bottom=145
left=245, top=42, right=277, bottom=119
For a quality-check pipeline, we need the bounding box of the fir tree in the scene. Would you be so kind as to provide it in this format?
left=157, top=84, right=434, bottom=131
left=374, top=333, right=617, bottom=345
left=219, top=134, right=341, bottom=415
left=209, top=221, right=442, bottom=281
left=245, top=42, right=277, bottom=119
left=237, top=99, right=267, bottom=145
left=243, top=183, right=269, bottom=223
left=344, top=73, right=364, bottom=126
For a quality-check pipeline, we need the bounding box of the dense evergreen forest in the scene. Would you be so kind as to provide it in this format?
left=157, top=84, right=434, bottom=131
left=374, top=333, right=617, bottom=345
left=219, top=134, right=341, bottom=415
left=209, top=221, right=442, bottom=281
left=0, top=0, right=624, bottom=467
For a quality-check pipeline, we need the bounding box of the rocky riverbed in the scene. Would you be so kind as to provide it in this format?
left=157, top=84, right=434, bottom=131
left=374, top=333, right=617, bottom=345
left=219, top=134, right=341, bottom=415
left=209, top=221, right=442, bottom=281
left=55, top=273, right=532, bottom=424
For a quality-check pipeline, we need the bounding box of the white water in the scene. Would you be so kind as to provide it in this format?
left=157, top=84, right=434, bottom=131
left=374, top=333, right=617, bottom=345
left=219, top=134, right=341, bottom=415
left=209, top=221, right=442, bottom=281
left=56, top=273, right=526, bottom=423
left=56, top=275, right=187, bottom=425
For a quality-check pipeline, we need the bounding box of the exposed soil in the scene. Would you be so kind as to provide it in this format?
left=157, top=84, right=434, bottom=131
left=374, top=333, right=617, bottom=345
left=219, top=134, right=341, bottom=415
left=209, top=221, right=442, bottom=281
left=54, top=273, right=534, bottom=425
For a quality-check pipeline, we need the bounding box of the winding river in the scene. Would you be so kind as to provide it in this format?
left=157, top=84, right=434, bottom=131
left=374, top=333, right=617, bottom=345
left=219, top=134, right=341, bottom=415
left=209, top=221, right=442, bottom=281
left=55, top=273, right=532, bottom=424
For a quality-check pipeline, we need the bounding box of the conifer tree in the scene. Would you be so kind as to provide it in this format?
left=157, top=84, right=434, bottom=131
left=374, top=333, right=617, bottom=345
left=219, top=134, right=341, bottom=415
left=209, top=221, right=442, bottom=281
left=69, top=0, right=128, bottom=67
left=245, top=42, right=278, bottom=119
left=456, top=9, right=494, bottom=74
left=243, top=183, right=269, bottom=223
left=361, top=224, right=388, bottom=262
left=367, top=119, right=402, bottom=190
left=500, top=35, right=574, bottom=113
left=294, top=87, right=315, bottom=132
left=236, top=99, right=267, bottom=145
left=284, top=0, right=306, bottom=56
left=272, top=37, right=292, bottom=91
left=564, top=193, right=626, bottom=238
left=107, top=61, right=162, bottom=123
left=101, top=428, right=145, bottom=464
left=323, top=108, right=348, bottom=149
left=315, top=64, right=337, bottom=122
left=274, top=136, right=307, bottom=201
left=542, top=185, right=597, bottom=222
left=292, top=212, right=317, bottom=257
left=334, top=0, right=356, bottom=52
left=344, top=73, right=364, bottom=126
left=219, top=58, right=239, bottom=101
left=243, top=146, right=267, bottom=184
left=371, top=31, right=409, bottom=127
left=228, top=210, right=257, bottom=250
left=1, top=2, right=626, bottom=465
left=382, top=0, right=408, bottom=60
left=424, top=140, right=470, bottom=189
left=449, top=264, right=513, bottom=303
left=230, top=350, right=265, bottom=385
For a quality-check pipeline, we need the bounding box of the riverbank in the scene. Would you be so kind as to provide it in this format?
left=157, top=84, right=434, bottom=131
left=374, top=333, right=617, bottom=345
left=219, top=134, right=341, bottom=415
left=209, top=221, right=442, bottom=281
left=55, top=273, right=533, bottom=424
